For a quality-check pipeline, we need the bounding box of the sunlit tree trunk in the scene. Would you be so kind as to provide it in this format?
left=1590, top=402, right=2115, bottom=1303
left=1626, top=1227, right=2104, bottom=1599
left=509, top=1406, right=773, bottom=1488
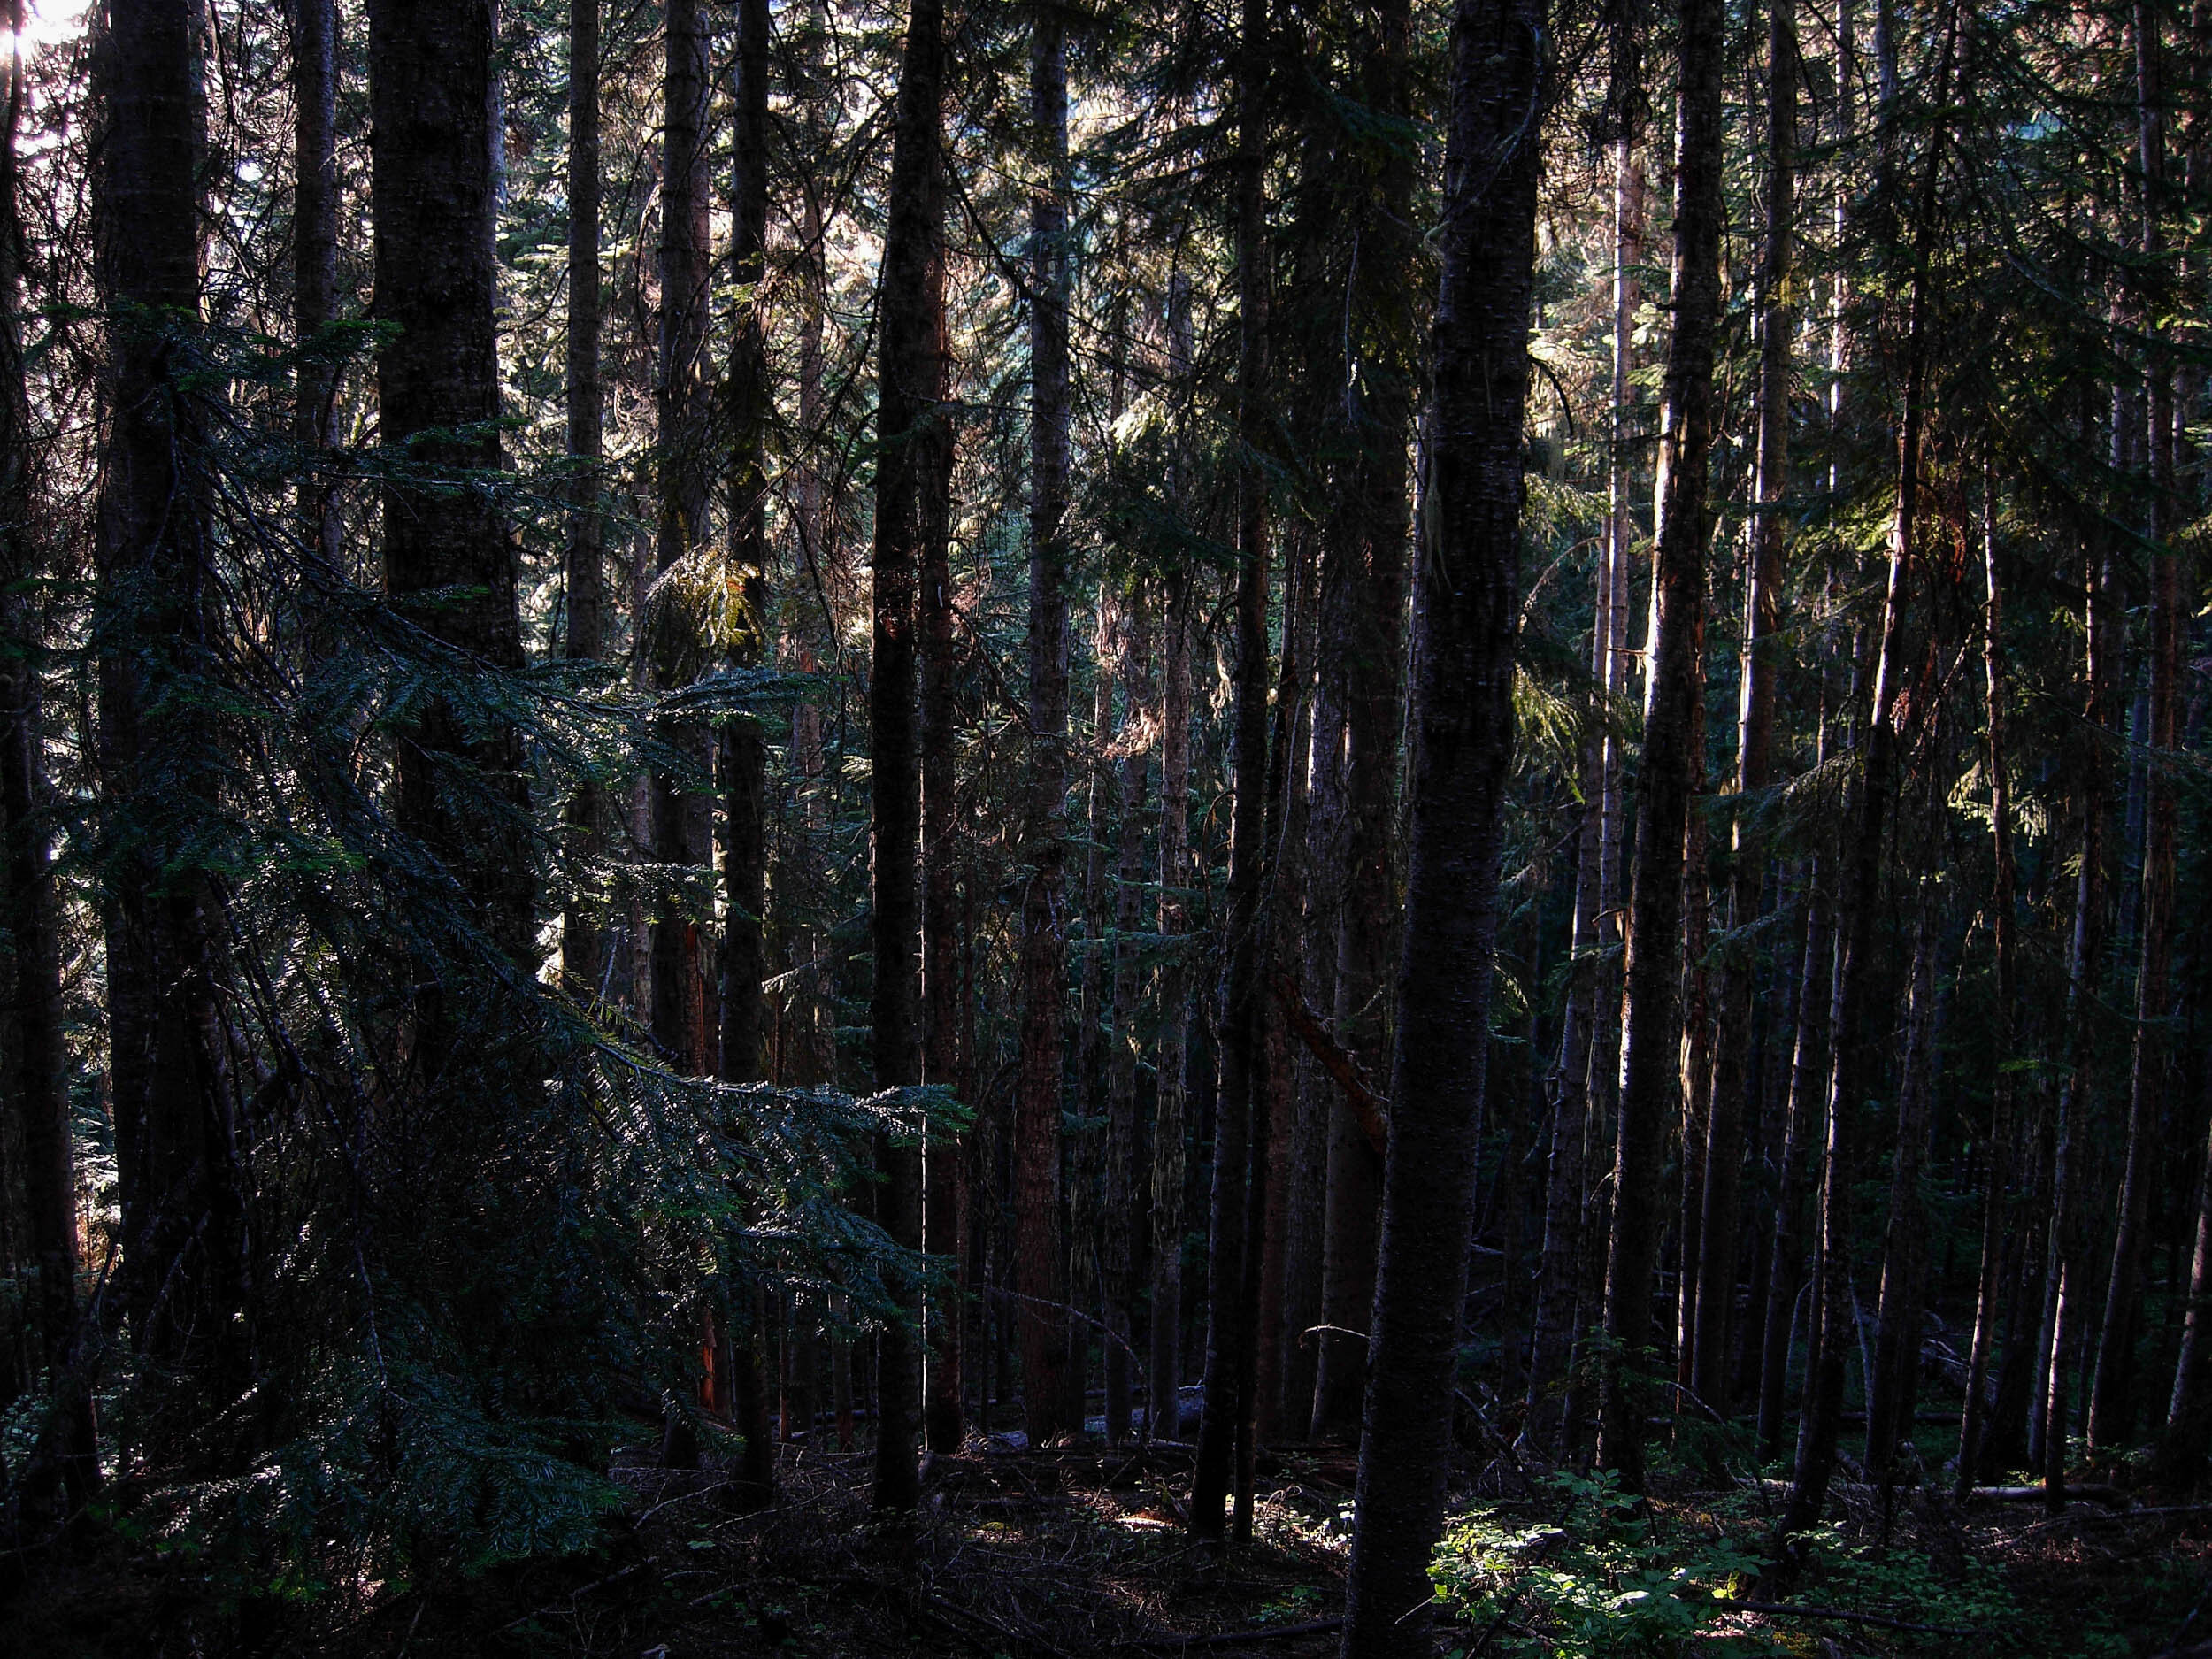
left=1597, top=0, right=1723, bottom=1492
left=562, top=0, right=606, bottom=995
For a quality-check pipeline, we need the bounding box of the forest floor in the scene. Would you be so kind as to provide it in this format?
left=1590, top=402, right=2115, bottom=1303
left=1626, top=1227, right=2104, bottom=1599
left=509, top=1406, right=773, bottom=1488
left=11, top=1422, right=2212, bottom=1656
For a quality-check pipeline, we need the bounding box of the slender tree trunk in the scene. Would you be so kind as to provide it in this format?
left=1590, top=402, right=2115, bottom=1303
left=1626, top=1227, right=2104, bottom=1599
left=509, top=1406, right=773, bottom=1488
left=717, top=0, right=778, bottom=1502
left=867, top=0, right=947, bottom=1513
left=1338, top=0, right=1540, bottom=1640
left=293, top=0, right=339, bottom=567
left=649, top=0, right=712, bottom=1076
left=1596, top=0, right=1724, bottom=1492
left=1016, top=0, right=1075, bottom=1448
left=1773, top=8, right=1954, bottom=1553
left=2, top=7, right=93, bottom=1518
left=562, top=0, right=606, bottom=995
left=1758, top=857, right=1832, bottom=1457
left=1190, top=0, right=1275, bottom=1544
left=1865, top=876, right=1937, bottom=1484
left=2092, top=0, right=2176, bottom=1455
left=1310, top=0, right=1415, bottom=1450
left=1150, top=551, right=1193, bottom=1438
left=1104, top=594, right=1152, bottom=1445
left=1696, top=0, right=1793, bottom=1412
left=1956, top=465, right=2021, bottom=1494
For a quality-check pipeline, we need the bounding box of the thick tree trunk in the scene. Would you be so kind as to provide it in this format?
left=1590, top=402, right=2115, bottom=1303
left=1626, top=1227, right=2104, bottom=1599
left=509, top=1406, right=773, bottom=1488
left=1190, top=0, right=1273, bottom=1547
left=867, top=0, right=948, bottom=1512
left=562, top=0, right=606, bottom=995
left=1337, top=0, right=1539, bottom=1641
left=98, top=0, right=254, bottom=1456
left=649, top=0, right=712, bottom=1077
left=1016, top=0, right=1074, bottom=1448
left=1596, top=0, right=1723, bottom=1493
left=1696, top=0, right=1793, bottom=1412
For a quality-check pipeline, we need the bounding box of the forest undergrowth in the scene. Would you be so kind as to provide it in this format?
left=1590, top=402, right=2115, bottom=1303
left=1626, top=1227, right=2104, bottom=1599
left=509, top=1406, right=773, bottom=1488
left=9, top=1395, right=2205, bottom=1659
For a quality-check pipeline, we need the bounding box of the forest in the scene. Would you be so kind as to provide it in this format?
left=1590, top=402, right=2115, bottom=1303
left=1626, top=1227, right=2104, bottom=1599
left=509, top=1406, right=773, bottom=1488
left=4, top=0, right=2212, bottom=1651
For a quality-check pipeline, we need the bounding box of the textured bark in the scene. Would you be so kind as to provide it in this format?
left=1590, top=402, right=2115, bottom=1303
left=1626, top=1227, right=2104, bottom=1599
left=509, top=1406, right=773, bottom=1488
left=98, top=0, right=251, bottom=1448
left=1337, top=0, right=1538, bottom=1640
left=1696, top=0, right=1793, bottom=1411
left=562, top=0, right=606, bottom=995
left=1189, top=0, right=1272, bottom=1545
left=867, top=0, right=947, bottom=1512
left=649, top=0, right=712, bottom=1075
left=3, top=10, right=93, bottom=1516
left=1596, top=0, right=1723, bottom=1492
left=1310, top=0, right=1413, bottom=1449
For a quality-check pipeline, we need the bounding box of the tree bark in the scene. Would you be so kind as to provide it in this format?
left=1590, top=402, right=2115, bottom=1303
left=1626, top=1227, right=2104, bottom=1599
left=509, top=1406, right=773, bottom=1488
left=1190, top=0, right=1273, bottom=1546
left=2092, top=0, right=2175, bottom=1456
left=1104, top=592, right=1152, bottom=1445
left=1774, top=5, right=1954, bottom=1551
left=868, top=0, right=948, bottom=1512
left=649, top=0, right=712, bottom=1077
left=2, top=7, right=94, bottom=1518
left=1013, top=0, right=1076, bottom=1452
left=562, top=0, right=606, bottom=995
left=1696, top=0, right=1793, bottom=1412
left=1337, top=0, right=1540, bottom=1642
left=1596, top=0, right=1724, bottom=1493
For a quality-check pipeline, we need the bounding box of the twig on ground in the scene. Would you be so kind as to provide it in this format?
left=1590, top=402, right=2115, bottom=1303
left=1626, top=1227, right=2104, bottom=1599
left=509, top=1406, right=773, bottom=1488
left=1712, top=1599, right=1986, bottom=1636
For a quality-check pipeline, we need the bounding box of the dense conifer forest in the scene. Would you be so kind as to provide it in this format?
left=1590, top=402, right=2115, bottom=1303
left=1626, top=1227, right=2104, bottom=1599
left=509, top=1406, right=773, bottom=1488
left=7, top=0, right=2212, bottom=1651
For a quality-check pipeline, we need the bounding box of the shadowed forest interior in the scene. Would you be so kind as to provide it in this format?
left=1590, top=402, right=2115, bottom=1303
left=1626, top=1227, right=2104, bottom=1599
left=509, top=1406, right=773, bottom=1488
left=4, top=0, right=2212, bottom=1653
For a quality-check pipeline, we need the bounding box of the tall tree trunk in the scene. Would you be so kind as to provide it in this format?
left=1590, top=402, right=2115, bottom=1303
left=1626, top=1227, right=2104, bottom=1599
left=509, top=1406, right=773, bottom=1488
left=1596, top=0, right=1724, bottom=1493
left=293, top=0, right=339, bottom=566
left=562, top=0, right=606, bottom=995
left=2091, top=0, right=2175, bottom=1455
left=1104, top=593, right=1152, bottom=1445
left=99, top=0, right=253, bottom=1456
left=1865, top=874, right=1937, bottom=1484
left=1758, top=856, right=1832, bottom=1456
left=1956, top=465, right=2020, bottom=1494
left=1774, top=6, right=1954, bottom=1552
left=1337, top=0, right=1540, bottom=1640
left=1696, top=0, right=1793, bottom=1411
left=868, top=0, right=947, bottom=1513
left=1310, top=0, right=1414, bottom=1451
left=1016, top=0, right=1074, bottom=1448
left=1190, top=0, right=1273, bottom=1546
left=718, top=0, right=778, bottom=1502
left=2, top=6, right=93, bottom=1518
left=1150, top=551, right=1194, bottom=1436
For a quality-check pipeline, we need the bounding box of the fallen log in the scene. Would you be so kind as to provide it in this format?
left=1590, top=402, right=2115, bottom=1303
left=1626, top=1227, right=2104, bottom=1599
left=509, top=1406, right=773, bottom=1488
left=1970, top=1483, right=2125, bottom=1507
